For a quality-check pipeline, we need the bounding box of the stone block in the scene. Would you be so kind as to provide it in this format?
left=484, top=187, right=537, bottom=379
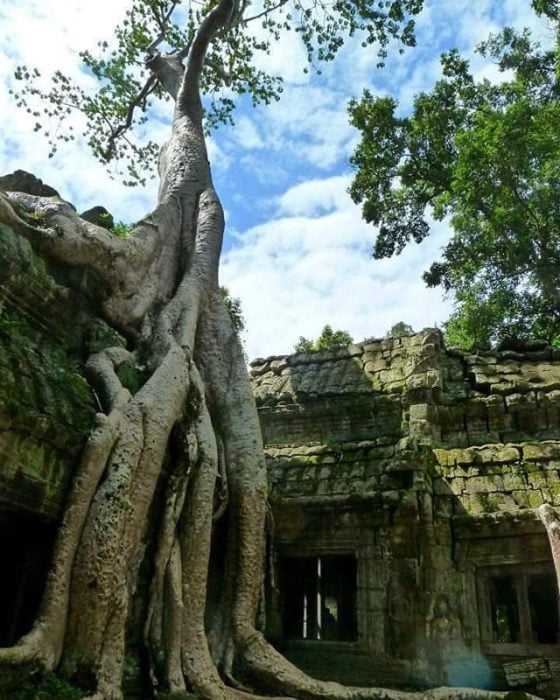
left=433, top=448, right=452, bottom=467
left=503, top=473, right=527, bottom=491
left=527, top=490, right=545, bottom=508
left=465, top=476, right=496, bottom=494
left=526, top=470, right=547, bottom=489
left=363, top=358, right=388, bottom=373
left=511, top=490, right=531, bottom=507
left=484, top=445, right=520, bottom=463
left=382, top=490, right=401, bottom=504
left=449, top=478, right=465, bottom=495
left=523, top=442, right=560, bottom=461
left=488, top=410, right=514, bottom=433
left=491, top=382, right=516, bottom=395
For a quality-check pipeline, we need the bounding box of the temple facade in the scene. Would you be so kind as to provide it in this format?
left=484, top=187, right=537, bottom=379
left=251, top=331, right=560, bottom=696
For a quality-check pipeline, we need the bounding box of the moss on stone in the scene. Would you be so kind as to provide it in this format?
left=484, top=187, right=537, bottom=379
left=0, top=671, right=83, bottom=699
left=0, top=222, right=98, bottom=518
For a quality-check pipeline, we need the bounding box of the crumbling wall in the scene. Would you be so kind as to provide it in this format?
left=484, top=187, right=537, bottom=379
left=252, top=332, right=560, bottom=696
left=0, top=222, right=96, bottom=519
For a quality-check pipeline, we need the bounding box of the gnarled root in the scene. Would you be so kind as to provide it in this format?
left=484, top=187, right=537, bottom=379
left=0, top=347, right=131, bottom=673
left=238, top=632, right=528, bottom=700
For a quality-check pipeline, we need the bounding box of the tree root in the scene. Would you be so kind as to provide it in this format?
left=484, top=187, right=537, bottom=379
left=0, top=348, right=130, bottom=672
left=240, top=632, right=538, bottom=700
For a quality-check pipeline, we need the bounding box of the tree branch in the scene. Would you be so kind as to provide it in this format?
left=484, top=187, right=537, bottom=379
left=105, top=73, right=158, bottom=159
left=147, top=49, right=190, bottom=100
left=176, top=0, right=243, bottom=119
left=146, top=0, right=182, bottom=56
left=243, top=0, right=289, bottom=25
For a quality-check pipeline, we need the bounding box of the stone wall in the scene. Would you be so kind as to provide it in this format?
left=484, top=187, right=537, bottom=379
left=251, top=332, right=560, bottom=697
left=0, top=222, right=96, bottom=519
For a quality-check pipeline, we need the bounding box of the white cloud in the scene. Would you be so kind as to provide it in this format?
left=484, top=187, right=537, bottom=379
left=249, top=21, right=311, bottom=86
left=238, top=84, right=355, bottom=172
left=221, top=175, right=452, bottom=359
left=276, top=174, right=351, bottom=216
left=233, top=116, right=264, bottom=150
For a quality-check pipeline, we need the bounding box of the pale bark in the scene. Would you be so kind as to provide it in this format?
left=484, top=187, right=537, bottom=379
left=538, top=503, right=560, bottom=594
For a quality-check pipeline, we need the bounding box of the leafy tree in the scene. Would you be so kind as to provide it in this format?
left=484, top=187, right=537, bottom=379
left=11, top=0, right=424, bottom=187
left=294, top=324, right=353, bottom=352
left=294, top=336, right=315, bottom=352
left=349, top=1, right=560, bottom=349
left=0, top=0, right=501, bottom=698
left=220, top=286, right=245, bottom=336
left=387, top=321, right=414, bottom=337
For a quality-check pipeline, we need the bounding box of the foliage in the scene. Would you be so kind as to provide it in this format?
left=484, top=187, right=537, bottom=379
left=111, top=221, right=134, bottom=237
left=387, top=321, right=414, bottom=337
left=294, top=324, right=353, bottom=352
left=0, top=312, right=24, bottom=333
left=10, top=0, right=424, bottom=185
left=220, top=286, right=245, bottom=337
left=349, top=1, right=560, bottom=349
left=7, top=673, right=82, bottom=700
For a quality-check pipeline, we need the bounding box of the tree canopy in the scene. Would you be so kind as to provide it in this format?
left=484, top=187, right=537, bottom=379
left=349, top=1, right=560, bottom=349
left=294, top=324, right=354, bottom=352
left=11, top=0, right=424, bottom=186
left=386, top=321, right=414, bottom=337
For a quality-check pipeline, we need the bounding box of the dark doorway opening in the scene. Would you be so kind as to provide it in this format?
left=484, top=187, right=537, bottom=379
left=490, top=576, right=520, bottom=643
left=281, top=555, right=357, bottom=641
left=0, top=510, right=56, bottom=645
left=528, top=573, right=558, bottom=644
left=479, top=563, right=559, bottom=647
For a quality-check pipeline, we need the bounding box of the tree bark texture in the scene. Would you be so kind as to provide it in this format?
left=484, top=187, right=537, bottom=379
left=0, top=2, right=541, bottom=698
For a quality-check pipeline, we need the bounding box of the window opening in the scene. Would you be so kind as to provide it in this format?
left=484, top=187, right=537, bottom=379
left=528, top=573, right=558, bottom=644
left=490, top=576, right=519, bottom=643
left=281, top=555, right=357, bottom=641
left=479, top=563, right=559, bottom=647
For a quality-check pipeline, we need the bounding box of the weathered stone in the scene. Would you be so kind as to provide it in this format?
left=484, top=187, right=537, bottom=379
left=7, top=262, right=560, bottom=697
left=0, top=169, right=61, bottom=197
left=523, top=442, right=560, bottom=461
left=79, top=205, right=115, bottom=229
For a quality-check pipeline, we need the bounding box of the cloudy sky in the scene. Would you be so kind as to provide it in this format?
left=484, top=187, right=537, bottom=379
left=0, top=0, right=548, bottom=359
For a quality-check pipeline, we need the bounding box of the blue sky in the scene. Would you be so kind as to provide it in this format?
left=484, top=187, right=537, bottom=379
left=0, top=0, right=547, bottom=358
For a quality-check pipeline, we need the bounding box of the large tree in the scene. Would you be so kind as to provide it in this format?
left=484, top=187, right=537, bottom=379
left=0, top=1, right=530, bottom=698
left=349, top=1, right=560, bottom=349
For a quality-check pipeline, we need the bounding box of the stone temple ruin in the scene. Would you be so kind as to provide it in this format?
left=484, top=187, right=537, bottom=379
left=251, top=332, right=560, bottom=696
left=2, top=199, right=560, bottom=696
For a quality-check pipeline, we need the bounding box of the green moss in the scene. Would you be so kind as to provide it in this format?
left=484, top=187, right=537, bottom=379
left=478, top=492, right=499, bottom=513
left=117, top=359, right=146, bottom=395
left=0, top=672, right=82, bottom=700
left=299, top=455, right=319, bottom=465
left=84, top=319, right=127, bottom=354
left=0, top=310, right=95, bottom=446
